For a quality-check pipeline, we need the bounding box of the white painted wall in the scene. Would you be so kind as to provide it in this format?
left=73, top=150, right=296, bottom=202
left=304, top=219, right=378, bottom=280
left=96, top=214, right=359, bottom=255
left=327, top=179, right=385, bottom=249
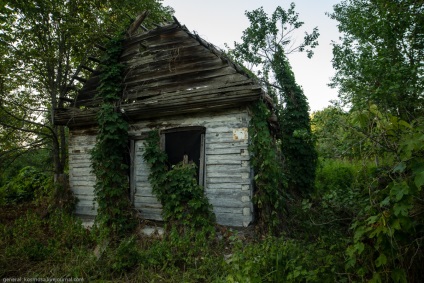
left=68, top=133, right=97, bottom=216
left=69, top=107, right=254, bottom=227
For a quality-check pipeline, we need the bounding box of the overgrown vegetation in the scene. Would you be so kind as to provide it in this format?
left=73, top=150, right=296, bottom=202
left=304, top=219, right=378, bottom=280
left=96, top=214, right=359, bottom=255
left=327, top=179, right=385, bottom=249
left=230, top=3, right=318, bottom=196
left=90, top=33, right=137, bottom=240
left=142, top=130, right=216, bottom=234
left=1, top=0, right=423, bottom=281
left=0, top=0, right=172, bottom=178
left=248, top=101, right=286, bottom=234
left=0, top=166, right=51, bottom=205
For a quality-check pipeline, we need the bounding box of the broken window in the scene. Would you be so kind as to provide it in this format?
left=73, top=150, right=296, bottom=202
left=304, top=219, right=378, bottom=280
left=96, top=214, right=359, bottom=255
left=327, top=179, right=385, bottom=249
left=162, top=127, right=206, bottom=185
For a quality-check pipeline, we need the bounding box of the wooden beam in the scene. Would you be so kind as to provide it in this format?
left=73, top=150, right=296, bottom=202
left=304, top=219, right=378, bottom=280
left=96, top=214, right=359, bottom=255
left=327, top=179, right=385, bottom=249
left=173, top=16, right=181, bottom=27
left=128, top=11, right=150, bottom=36
left=140, top=24, right=148, bottom=32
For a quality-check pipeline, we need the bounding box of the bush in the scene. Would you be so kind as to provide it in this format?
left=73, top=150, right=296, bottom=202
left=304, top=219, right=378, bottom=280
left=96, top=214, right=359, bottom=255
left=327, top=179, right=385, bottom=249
left=0, top=166, right=51, bottom=205
left=315, top=159, right=356, bottom=192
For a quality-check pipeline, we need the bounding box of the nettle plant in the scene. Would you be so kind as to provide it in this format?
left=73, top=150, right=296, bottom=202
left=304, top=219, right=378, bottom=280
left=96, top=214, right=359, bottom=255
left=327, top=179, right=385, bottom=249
left=142, top=130, right=215, bottom=234
left=90, top=34, right=136, bottom=239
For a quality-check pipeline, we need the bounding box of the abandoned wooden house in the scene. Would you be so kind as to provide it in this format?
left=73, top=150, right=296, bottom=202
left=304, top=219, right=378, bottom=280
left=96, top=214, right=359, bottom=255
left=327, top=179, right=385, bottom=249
left=54, top=15, right=274, bottom=227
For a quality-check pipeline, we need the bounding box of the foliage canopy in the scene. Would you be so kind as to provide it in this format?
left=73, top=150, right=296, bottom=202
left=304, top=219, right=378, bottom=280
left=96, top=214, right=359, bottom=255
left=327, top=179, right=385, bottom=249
left=329, top=0, right=424, bottom=121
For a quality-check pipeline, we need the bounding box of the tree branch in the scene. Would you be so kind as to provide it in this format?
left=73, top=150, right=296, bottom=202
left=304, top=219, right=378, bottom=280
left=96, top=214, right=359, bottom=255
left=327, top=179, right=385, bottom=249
left=0, top=104, right=54, bottom=138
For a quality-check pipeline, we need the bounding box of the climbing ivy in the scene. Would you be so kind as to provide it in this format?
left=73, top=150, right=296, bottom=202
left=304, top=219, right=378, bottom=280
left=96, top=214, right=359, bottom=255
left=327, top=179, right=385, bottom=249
left=249, top=100, right=286, bottom=234
left=230, top=5, right=318, bottom=196
left=142, top=131, right=215, bottom=234
left=273, top=51, right=318, bottom=195
left=90, top=34, right=136, bottom=240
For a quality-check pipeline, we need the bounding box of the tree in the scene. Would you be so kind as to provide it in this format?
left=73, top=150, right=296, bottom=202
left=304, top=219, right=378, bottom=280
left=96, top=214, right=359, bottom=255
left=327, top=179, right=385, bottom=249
left=329, top=0, right=424, bottom=122
left=312, top=105, right=351, bottom=159
left=328, top=2, right=424, bottom=280
left=230, top=3, right=319, bottom=195
left=0, top=0, right=172, bottom=179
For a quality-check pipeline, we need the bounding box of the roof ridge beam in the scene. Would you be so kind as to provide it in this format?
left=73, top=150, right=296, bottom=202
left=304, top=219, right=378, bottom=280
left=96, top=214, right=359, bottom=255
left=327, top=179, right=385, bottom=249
left=128, top=11, right=150, bottom=36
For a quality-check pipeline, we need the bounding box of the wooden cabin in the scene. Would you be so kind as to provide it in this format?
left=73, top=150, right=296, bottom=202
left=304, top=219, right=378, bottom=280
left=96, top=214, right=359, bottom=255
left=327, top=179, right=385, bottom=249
left=54, top=16, right=272, bottom=227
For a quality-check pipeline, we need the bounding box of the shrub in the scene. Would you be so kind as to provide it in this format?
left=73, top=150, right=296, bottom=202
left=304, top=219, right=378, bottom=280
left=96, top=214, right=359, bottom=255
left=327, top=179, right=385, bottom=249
left=315, top=159, right=356, bottom=192
left=0, top=166, right=51, bottom=205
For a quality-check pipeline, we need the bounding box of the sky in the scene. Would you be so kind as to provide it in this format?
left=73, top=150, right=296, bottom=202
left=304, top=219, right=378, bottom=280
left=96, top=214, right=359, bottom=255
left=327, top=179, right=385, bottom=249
left=161, top=0, right=342, bottom=112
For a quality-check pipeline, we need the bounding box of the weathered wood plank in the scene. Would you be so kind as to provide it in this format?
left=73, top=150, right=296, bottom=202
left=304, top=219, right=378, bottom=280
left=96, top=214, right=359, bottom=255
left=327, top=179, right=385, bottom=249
left=123, top=73, right=248, bottom=99
left=134, top=201, right=162, bottom=210
left=205, top=166, right=250, bottom=175
left=70, top=168, right=95, bottom=177
left=207, top=176, right=251, bottom=184
left=123, top=92, right=257, bottom=114
left=123, top=74, right=252, bottom=100
left=124, top=54, right=222, bottom=80
left=206, top=148, right=248, bottom=156
left=69, top=163, right=93, bottom=170
left=206, top=190, right=246, bottom=199
left=206, top=154, right=249, bottom=162
left=130, top=107, right=249, bottom=128
left=212, top=207, right=243, bottom=214
left=70, top=179, right=96, bottom=187
left=136, top=209, right=163, bottom=221
left=124, top=23, right=180, bottom=46
left=124, top=43, right=215, bottom=70
left=75, top=205, right=97, bottom=216
left=205, top=143, right=248, bottom=151
left=123, top=65, right=231, bottom=91
left=214, top=212, right=252, bottom=227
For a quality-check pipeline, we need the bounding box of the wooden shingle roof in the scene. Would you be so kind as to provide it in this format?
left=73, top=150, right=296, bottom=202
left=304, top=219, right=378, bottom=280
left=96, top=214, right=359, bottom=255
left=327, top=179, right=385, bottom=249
left=54, top=18, right=265, bottom=127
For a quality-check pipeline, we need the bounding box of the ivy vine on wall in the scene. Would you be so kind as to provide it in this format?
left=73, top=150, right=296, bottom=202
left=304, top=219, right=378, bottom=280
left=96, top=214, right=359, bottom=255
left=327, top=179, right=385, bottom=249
left=90, top=34, right=136, bottom=239
left=249, top=100, right=286, bottom=234
left=142, top=130, right=215, bottom=234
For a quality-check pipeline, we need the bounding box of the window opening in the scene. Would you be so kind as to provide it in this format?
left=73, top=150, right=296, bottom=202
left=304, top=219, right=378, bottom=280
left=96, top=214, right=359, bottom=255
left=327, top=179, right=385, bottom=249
left=163, top=127, right=205, bottom=185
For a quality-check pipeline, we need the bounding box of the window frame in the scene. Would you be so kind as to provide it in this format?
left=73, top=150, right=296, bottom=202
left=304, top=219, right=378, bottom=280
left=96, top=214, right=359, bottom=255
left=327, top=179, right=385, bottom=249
left=160, top=126, right=206, bottom=187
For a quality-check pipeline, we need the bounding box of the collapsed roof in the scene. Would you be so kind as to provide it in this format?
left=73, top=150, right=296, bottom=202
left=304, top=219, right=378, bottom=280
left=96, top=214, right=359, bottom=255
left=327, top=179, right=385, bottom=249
left=54, top=15, right=267, bottom=128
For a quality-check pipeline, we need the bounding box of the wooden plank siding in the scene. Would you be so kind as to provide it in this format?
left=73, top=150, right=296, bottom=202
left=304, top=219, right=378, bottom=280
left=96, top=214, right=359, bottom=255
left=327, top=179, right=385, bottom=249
left=129, top=108, right=254, bottom=227
left=67, top=108, right=254, bottom=226
left=68, top=132, right=97, bottom=216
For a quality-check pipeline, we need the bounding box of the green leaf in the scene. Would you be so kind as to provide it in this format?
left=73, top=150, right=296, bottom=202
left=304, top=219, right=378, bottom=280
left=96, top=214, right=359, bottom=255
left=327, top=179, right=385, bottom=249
left=375, top=253, right=387, bottom=267
left=414, top=171, right=424, bottom=189
left=369, top=272, right=382, bottom=283
left=353, top=225, right=366, bottom=242
left=390, top=182, right=409, bottom=201
left=355, top=242, right=365, bottom=255
left=380, top=196, right=390, bottom=207
left=392, top=162, right=406, bottom=173
left=367, top=215, right=379, bottom=225
left=391, top=218, right=401, bottom=230
left=393, top=202, right=412, bottom=217
left=391, top=268, right=407, bottom=283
